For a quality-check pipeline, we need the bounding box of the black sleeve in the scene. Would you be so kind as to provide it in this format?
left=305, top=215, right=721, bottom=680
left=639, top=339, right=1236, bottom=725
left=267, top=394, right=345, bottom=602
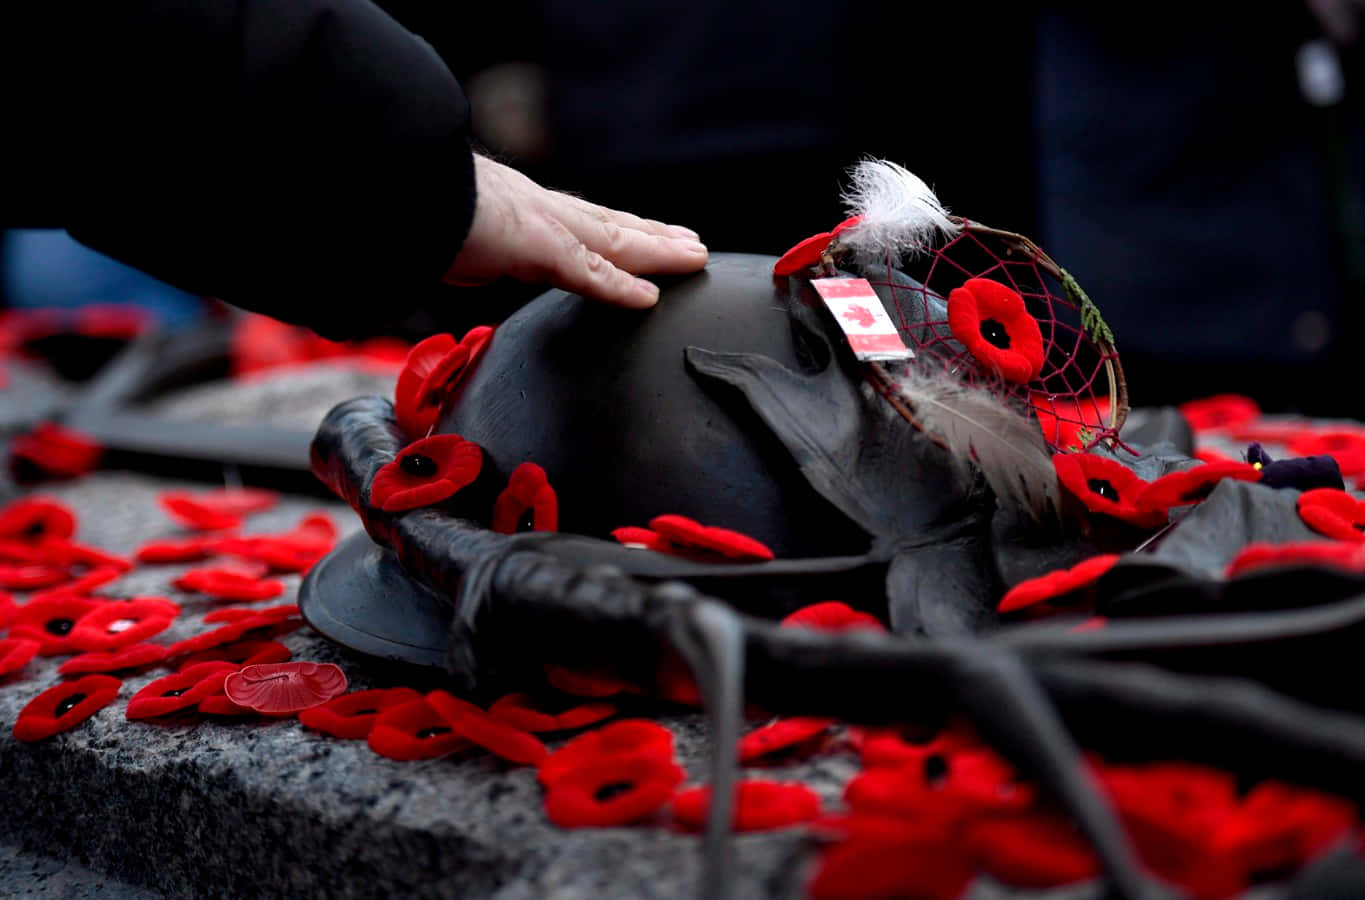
left=5, top=1, right=477, bottom=340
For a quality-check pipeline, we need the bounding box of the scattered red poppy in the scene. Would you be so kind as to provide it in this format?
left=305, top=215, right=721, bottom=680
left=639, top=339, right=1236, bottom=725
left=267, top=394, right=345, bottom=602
left=671, top=780, right=822, bottom=832
left=36, top=538, right=132, bottom=572
left=135, top=536, right=217, bottom=564
left=10, top=422, right=103, bottom=479
left=0, top=637, right=41, bottom=676
left=608, top=526, right=674, bottom=553
left=8, top=594, right=101, bottom=655
left=647, top=514, right=775, bottom=561
left=855, top=722, right=979, bottom=771
left=176, top=639, right=292, bottom=670
left=808, top=823, right=974, bottom=900
left=204, top=604, right=302, bottom=632
left=58, top=643, right=169, bottom=675
left=1052, top=452, right=1167, bottom=528
left=1226, top=540, right=1365, bottom=578
left=13, top=674, right=121, bottom=741
left=29, top=566, right=125, bottom=601
left=739, top=716, right=837, bottom=763
left=223, top=661, right=348, bottom=715
left=780, top=601, right=886, bottom=632
left=164, top=621, right=255, bottom=657
left=298, top=687, right=424, bottom=740
left=771, top=216, right=861, bottom=276
left=0, top=563, right=70, bottom=591
left=369, top=434, right=483, bottom=513
left=1297, top=488, right=1365, bottom=542
left=394, top=333, right=458, bottom=437
left=487, top=692, right=616, bottom=733
left=543, top=663, right=634, bottom=698
left=845, top=747, right=1033, bottom=819
left=126, top=662, right=238, bottom=719
left=196, top=694, right=254, bottom=717
left=997, top=554, right=1121, bottom=614
left=0, top=496, right=76, bottom=543
left=538, top=719, right=677, bottom=788
left=947, top=278, right=1045, bottom=384
left=1134, top=461, right=1262, bottom=513
left=491, top=463, right=559, bottom=534
left=211, top=514, right=337, bottom=573
left=543, top=752, right=686, bottom=828
left=172, top=564, right=285, bottom=602
left=68, top=597, right=180, bottom=652
left=0, top=539, right=45, bottom=564
left=367, top=696, right=472, bottom=760
left=1289, top=429, right=1365, bottom=477
left=967, top=813, right=1100, bottom=889
left=426, top=690, right=549, bottom=765
left=0, top=592, right=15, bottom=630
left=413, top=327, right=493, bottom=418
left=158, top=493, right=243, bottom=531
left=1178, top=394, right=1261, bottom=432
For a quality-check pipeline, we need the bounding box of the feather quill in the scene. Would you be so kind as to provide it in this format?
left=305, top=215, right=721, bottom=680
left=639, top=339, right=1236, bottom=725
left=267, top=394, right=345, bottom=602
left=878, top=362, right=1060, bottom=524
left=839, top=158, right=960, bottom=269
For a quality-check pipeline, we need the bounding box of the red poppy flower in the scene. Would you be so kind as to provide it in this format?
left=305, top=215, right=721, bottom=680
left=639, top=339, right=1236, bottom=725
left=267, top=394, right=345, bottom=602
left=69, top=597, right=180, bottom=652
left=0, top=591, right=13, bottom=629
left=1030, top=394, right=1111, bottom=451
left=855, top=722, right=979, bottom=771
left=967, top=813, right=1100, bottom=889
left=491, top=463, right=559, bottom=534
left=172, top=565, right=285, bottom=602
left=8, top=594, right=101, bottom=655
left=608, top=526, right=673, bottom=553
left=29, top=566, right=125, bottom=602
left=164, top=621, right=255, bottom=658
left=543, top=663, right=634, bottom=698
left=997, top=554, right=1121, bottom=614
left=13, top=674, right=121, bottom=741
left=487, top=692, right=616, bottom=733
left=1052, top=452, right=1167, bottom=528
left=538, top=719, right=677, bottom=788
left=196, top=694, right=254, bottom=716
left=211, top=514, right=337, bottom=573
left=158, top=495, right=236, bottom=532
left=738, top=716, right=836, bottom=763
left=0, top=496, right=76, bottom=543
left=780, top=601, right=886, bottom=632
left=10, top=422, right=102, bottom=479
left=394, top=333, right=457, bottom=437
left=201, top=604, right=301, bottom=632
left=808, top=825, right=975, bottom=900
left=414, top=326, right=492, bottom=410
left=58, top=643, right=169, bottom=675
left=369, top=434, right=483, bottom=513
left=671, top=780, right=822, bottom=832
left=223, top=661, right=348, bottom=715
left=1178, top=394, right=1261, bottom=432
left=1134, top=461, right=1262, bottom=513
left=0, top=637, right=41, bottom=676
left=647, top=514, right=775, bottom=561
left=298, top=687, right=424, bottom=740
left=1226, top=540, right=1365, bottom=578
left=176, top=639, right=292, bottom=670
left=126, top=662, right=238, bottom=719
left=1297, top=488, right=1365, bottom=542
left=425, top=690, right=549, bottom=765
left=0, top=563, right=70, bottom=591
left=771, top=216, right=861, bottom=276
left=543, top=752, right=686, bottom=828
left=845, top=748, right=1033, bottom=819
left=35, top=538, right=131, bottom=572
left=0, top=540, right=45, bottom=564
left=1289, top=429, right=1365, bottom=477
left=134, top=536, right=217, bottom=564
left=946, top=278, right=1044, bottom=384
left=367, top=696, right=472, bottom=760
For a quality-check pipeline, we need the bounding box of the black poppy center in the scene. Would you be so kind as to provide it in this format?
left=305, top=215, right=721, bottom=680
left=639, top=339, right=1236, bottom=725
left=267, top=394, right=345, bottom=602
left=417, top=726, right=451, bottom=739
left=23, top=521, right=47, bottom=539
left=980, top=318, right=1011, bottom=350
left=594, top=781, right=636, bottom=803
left=923, top=754, right=949, bottom=785
left=400, top=454, right=437, bottom=477
left=353, top=708, right=378, bottom=716
left=45, top=618, right=75, bottom=636
left=1086, top=478, right=1120, bottom=502
left=55, top=693, right=87, bottom=717
left=517, top=509, right=536, bottom=533
left=162, top=688, right=189, bottom=697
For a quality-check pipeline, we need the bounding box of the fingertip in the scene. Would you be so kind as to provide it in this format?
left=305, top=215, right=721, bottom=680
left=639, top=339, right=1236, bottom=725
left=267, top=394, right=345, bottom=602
left=666, top=225, right=702, bottom=240
left=632, top=279, right=661, bottom=307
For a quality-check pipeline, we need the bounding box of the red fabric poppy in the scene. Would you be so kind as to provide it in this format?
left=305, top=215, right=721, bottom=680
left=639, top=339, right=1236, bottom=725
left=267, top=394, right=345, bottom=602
left=538, top=719, right=677, bottom=788
left=608, top=526, right=674, bottom=553
left=1134, top=461, right=1262, bottom=513
left=164, top=621, right=255, bottom=658
left=1178, top=394, right=1261, bottom=432
left=808, top=826, right=975, bottom=900
left=211, top=513, right=337, bottom=573
left=223, top=661, right=348, bottom=715
left=0, top=539, right=45, bottom=564
left=10, top=422, right=102, bottom=479
left=1297, top=488, right=1365, bottom=542
left=59, top=643, right=169, bottom=675
left=298, top=686, right=423, bottom=740
left=195, top=694, right=254, bottom=716
left=369, top=434, right=483, bottom=513
left=1289, top=429, right=1365, bottom=477
left=738, top=716, right=836, bottom=763
left=648, top=514, right=775, bottom=561
left=158, top=488, right=278, bottom=531
left=394, top=333, right=458, bottom=438
left=1030, top=394, right=1111, bottom=452
left=13, top=674, right=121, bottom=741
left=0, top=637, right=41, bottom=676
left=176, top=639, right=292, bottom=670
left=967, top=813, right=1100, bottom=889
left=947, top=278, right=1045, bottom=384
left=426, top=689, right=549, bottom=765
left=0, top=563, right=71, bottom=591
left=135, top=536, right=217, bottom=564
left=69, top=597, right=180, bottom=651
left=0, top=496, right=76, bottom=543
left=1226, top=540, right=1365, bottom=577
left=35, top=538, right=132, bottom=572
left=172, top=564, right=285, bottom=602
left=855, top=722, right=979, bottom=771
left=771, top=216, right=861, bottom=277
left=204, top=603, right=301, bottom=629
left=1210, top=781, right=1356, bottom=875
left=671, top=780, right=822, bottom=832
left=413, top=326, right=493, bottom=420
left=29, top=566, right=125, bottom=602
left=543, top=752, right=686, bottom=827
left=845, top=748, right=1033, bottom=819
left=126, top=662, right=238, bottom=719
left=0, top=591, right=13, bottom=629
left=487, top=692, right=615, bottom=733
left=8, top=594, right=101, bottom=655
left=491, top=463, right=559, bottom=534
left=997, top=553, right=1121, bottom=614
left=1194, top=446, right=1238, bottom=465
left=1052, top=452, right=1167, bottom=528
left=543, top=663, right=634, bottom=698
left=367, top=696, right=473, bottom=760
left=780, top=601, right=886, bottom=632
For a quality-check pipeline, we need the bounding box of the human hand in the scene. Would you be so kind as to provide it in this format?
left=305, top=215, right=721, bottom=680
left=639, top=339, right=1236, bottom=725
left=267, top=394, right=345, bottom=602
left=444, top=155, right=708, bottom=308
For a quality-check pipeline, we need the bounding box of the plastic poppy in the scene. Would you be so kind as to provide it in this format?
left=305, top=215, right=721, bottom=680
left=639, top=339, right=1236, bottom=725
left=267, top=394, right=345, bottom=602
left=738, top=716, right=836, bottom=763
left=1297, top=488, right=1365, bottom=542
left=1289, top=429, right=1365, bottom=477
left=223, top=661, right=349, bottom=715
left=13, top=674, right=121, bottom=741
left=491, top=463, right=559, bottom=534
left=298, top=687, right=423, bottom=740
left=780, top=601, right=886, bottom=632
left=367, top=696, right=472, bottom=760
left=172, top=565, right=284, bottom=602
left=0, top=637, right=41, bottom=676
left=946, top=277, right=1044, bottom=384
left=126, top=662, right=238, bottom=719
left=538, top=719, right=677, bottom=789
left=1134, top=461, right=1262, bottom=513
left=770, top=216, right=861, bottom=277
left=0, top=496, right=76, bottom=543
left=10, top=422, right=102, bottom=479
left=8, top=594, right=101, bottom=655
left=176, top=639, right=292, bottom=670
left=368, top=434, right=483, bottom=513
left=68, top=596, right=180, bottom=651
left=58, top=643, right=169, bottom=675
left=1052, top=452, right=1166, bottom=528
left=997, top=554, right=1121, bottom=614
left=646, top=514, right=774, bottom=561
left=542, top=752, right=686, bottom=828
left=425, top=690, right=549, bottom=765
left=1177, top=394, right=1261, bottom=432
left=671, top=780, right=822, bottom=832
left=487, top=692, right=615, bottom=733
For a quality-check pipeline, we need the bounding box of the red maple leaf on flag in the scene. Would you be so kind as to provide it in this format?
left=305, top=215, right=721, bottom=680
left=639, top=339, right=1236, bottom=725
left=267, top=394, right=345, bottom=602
left=841, top=304, right=876, bottom=329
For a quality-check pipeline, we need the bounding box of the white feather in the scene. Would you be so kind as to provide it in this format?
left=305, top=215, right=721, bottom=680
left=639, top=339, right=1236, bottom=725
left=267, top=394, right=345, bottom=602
left=839, top=159, right=960, bottom=268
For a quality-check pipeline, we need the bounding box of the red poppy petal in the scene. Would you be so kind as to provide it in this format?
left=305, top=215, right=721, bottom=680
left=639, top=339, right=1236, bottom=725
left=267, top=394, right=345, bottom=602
left=426, top=690, right=549, bottom=765
left=164, top=621, right=255, bottom=658
left=298, top=686, right=424, bottom=740
left=538, top=719, right=677, bottom=788
left=394, top=333, right=459, bottom=437
left=808, top=829, right=975, bottom=900
left=1297, top=487, right=1365, bottom=542
left=648, top=514, right=775, bottom=561
left=223, top=661, right=348, bottom=715
left=368, top=697, right=472, bottom=760
left=59, top=643, right=169, bottom=675
left=158, top=493, right=241, bottom=531
left=0, top=564, right=71, bottom=591
left=36, top=538, right=132, bottom=572
left=29, top=566, right=125, bottom=602
left=13, top=674, right=121, bottom=741
left=8, top=595, right=101, bottom=655
left=671, top=780, right=822, bottom=832
left=196, top=694, right=254, bottom=716
left=10, top=423, right=103, bottom=478
left=543, top=753, right=686, bottom=827
left=1135, top=462, right=1262, bottom=513
left=69, top=597, right=180, bottom=651
left=0, top=496, right=77, bottom=543
left=947, top=278, right=1045, bottom=385
left=176, top=639, right=292, bottom=670
left=773, top=230, right=836, bottom=277
left=968, top=814, right=1101, bottom=888
left=1226, top=540, right=1365, bottom=578
left=998, top=554, right=1121, bottom=613
left=492, top=463, right=559, bottom=534
left=1178, top=394, right=1261, bottom=432
left=172, top=566, right=285, bottom=602
left=1289, top=429, right=1365, bottom=477
left=0, top=637, right=41, bottom=676
left=1052, top=452, right=1166, bottom=528
left=126, top=662, right=238, bottom=719
left=780, top=601, right=886, bottom=632
left=135, top=536, right=217, bottom=564
left=855, top=723, right=980, bottom=770
left=738, top=716, right=836, bottom=763
left=487, top=692, right=616, bottom=733
left=608, top=527, right=673, bottom=553
left=369, top=434, right=483, bottom=513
